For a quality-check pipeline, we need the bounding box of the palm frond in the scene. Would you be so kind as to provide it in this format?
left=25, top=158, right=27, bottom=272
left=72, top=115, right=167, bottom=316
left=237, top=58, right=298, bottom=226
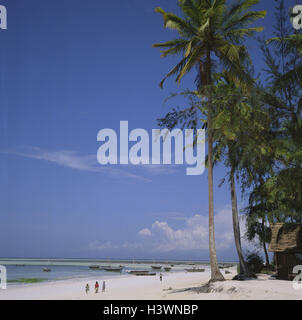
left=178, top=0, right=201, bottom=26
left=224, top=27, right=264, bottom=41
left=223, top=10, right=266, bottom=31
left=155, top=7, right=196, bottom=36
left=176, top=46, right=206, bottom=84
left=159, top=57, right=188, bottom=88
left=153, top=39, right=190, bottom=58
left=226, top=0, right=260, bottom=17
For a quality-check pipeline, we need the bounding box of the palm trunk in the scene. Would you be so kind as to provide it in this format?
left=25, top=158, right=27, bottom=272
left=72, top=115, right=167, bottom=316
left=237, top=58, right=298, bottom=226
left=230, top=171, right=250, bottom=277
left=261, top=218, right=270, bottom=267
left=205, top=51, right=224, bottom=282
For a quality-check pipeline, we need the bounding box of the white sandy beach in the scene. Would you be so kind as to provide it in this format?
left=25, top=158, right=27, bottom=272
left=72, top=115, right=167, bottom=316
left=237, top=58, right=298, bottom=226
left=0, top=267, right=301, bottom=300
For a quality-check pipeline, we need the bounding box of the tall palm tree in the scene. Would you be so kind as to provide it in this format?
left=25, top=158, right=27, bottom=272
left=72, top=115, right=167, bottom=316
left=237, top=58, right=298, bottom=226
left=211, top=77, right=268, bottom=277
left=153, top=0, right=266, bottom=281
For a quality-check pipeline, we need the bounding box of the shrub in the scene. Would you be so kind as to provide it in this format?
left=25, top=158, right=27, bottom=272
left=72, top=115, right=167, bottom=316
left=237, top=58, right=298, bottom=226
left=245, top=251, right=264, bottom=274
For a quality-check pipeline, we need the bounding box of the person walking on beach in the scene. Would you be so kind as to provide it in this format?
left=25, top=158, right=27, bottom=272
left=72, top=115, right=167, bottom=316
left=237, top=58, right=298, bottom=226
left=102, top=281, right=106, bottom=292
left=95, top=281, right=99, bottom=293
left=85, top=283, right=89, bottom=294
left=160, top=273, right=162, bottom=283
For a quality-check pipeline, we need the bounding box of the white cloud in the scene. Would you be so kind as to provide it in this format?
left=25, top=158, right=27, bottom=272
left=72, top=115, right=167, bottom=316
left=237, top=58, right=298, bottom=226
left=140, top=164, right=179, bottom=175
left=89, top=208, right=252, bottom=255
left=1, top=146, right=150, bottom=182
left=90, top=208, right=250, bottom=253
left=138, top=228, right=152, bottom=236
left=2, top=145, right=184, bottom=180
left=140, top=208, right=252, bottom=253
left=147, top=212, right=223, bottom=252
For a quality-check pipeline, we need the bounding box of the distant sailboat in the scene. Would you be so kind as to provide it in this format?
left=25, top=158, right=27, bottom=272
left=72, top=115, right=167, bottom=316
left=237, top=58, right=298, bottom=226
left=43, top=260, right=51, bottom=272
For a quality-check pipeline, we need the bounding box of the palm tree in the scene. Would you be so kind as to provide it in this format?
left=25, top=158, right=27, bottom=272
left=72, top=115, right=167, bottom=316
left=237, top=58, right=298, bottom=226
left=211, top=76, right=269, bottom=277
left=153, top=0, right=266, bottom=281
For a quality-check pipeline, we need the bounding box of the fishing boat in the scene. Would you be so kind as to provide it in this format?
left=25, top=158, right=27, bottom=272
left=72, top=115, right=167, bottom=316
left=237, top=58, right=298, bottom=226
left=128, top=270, right=150, bottom=275
left=185, top=268, right=205, bottom=272
left=136, top=272, right=156, bottom=276
left=151, top=265, right=162, bottom=270
left=103, top=267, right=123, bottom=272
left=43, top=260, right=51, bottom=272
left=164, top=267, right=171, bottom=272
left=128, top=270, right=156, bottom=276
left=89, top=265, right=100, bottom=270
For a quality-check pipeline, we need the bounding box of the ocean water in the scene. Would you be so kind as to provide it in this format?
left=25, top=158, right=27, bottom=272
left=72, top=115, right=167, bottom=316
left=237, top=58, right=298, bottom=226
left=0, top=258, right=230, bottom=286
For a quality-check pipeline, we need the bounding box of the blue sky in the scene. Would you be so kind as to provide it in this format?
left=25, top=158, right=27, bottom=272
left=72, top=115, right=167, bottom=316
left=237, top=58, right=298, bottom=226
left=0, top=0, right=299, bottom=261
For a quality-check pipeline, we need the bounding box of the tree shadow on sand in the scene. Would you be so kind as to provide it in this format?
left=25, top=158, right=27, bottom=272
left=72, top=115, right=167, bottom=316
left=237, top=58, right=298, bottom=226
left=166, top=283, right=216, bottom=295
left=165, top=276, right=267, bottom=296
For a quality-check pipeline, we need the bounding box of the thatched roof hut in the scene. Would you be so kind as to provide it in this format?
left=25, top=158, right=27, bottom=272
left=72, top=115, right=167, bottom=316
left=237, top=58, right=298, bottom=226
left=269, top=223, right=302, bottom=253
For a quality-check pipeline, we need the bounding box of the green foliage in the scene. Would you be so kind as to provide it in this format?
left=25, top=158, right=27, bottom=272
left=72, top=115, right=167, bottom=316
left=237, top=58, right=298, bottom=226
left=154, top=0, right=302, bottom=272
left=243, top=0, right=302, bottom=229
left=245, top=216, right=271, bottom=244
left=245, top=252, right=264, bottom=273
left=153, top=0, right=266, bottom=89
left=153, top=1, right=267, bottom=281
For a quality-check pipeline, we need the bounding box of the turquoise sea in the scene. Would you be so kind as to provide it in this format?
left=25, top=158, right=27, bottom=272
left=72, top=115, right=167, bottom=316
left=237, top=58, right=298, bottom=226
left=0, top=258, right=235, bottom=286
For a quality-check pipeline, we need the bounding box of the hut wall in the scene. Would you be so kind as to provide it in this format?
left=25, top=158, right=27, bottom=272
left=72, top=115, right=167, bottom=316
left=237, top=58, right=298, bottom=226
left=276, top=252, right=302, bottom=280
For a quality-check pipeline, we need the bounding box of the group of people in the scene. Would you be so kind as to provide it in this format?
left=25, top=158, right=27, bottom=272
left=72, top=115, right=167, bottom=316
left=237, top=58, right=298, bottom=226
left=85, top=273, right=162, bottom=294
left=85, top=281, right=105, bottom=294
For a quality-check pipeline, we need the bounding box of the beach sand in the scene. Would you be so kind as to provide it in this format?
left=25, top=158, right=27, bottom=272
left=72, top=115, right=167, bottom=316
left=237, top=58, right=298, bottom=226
left=0, top=267, right=301, bottom=300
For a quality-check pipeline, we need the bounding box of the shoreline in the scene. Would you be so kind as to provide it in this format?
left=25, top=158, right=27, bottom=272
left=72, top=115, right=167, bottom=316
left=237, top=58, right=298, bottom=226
left=1, top=267, right=301, bottom=300
left=2, top=258, right=230, bottom=286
